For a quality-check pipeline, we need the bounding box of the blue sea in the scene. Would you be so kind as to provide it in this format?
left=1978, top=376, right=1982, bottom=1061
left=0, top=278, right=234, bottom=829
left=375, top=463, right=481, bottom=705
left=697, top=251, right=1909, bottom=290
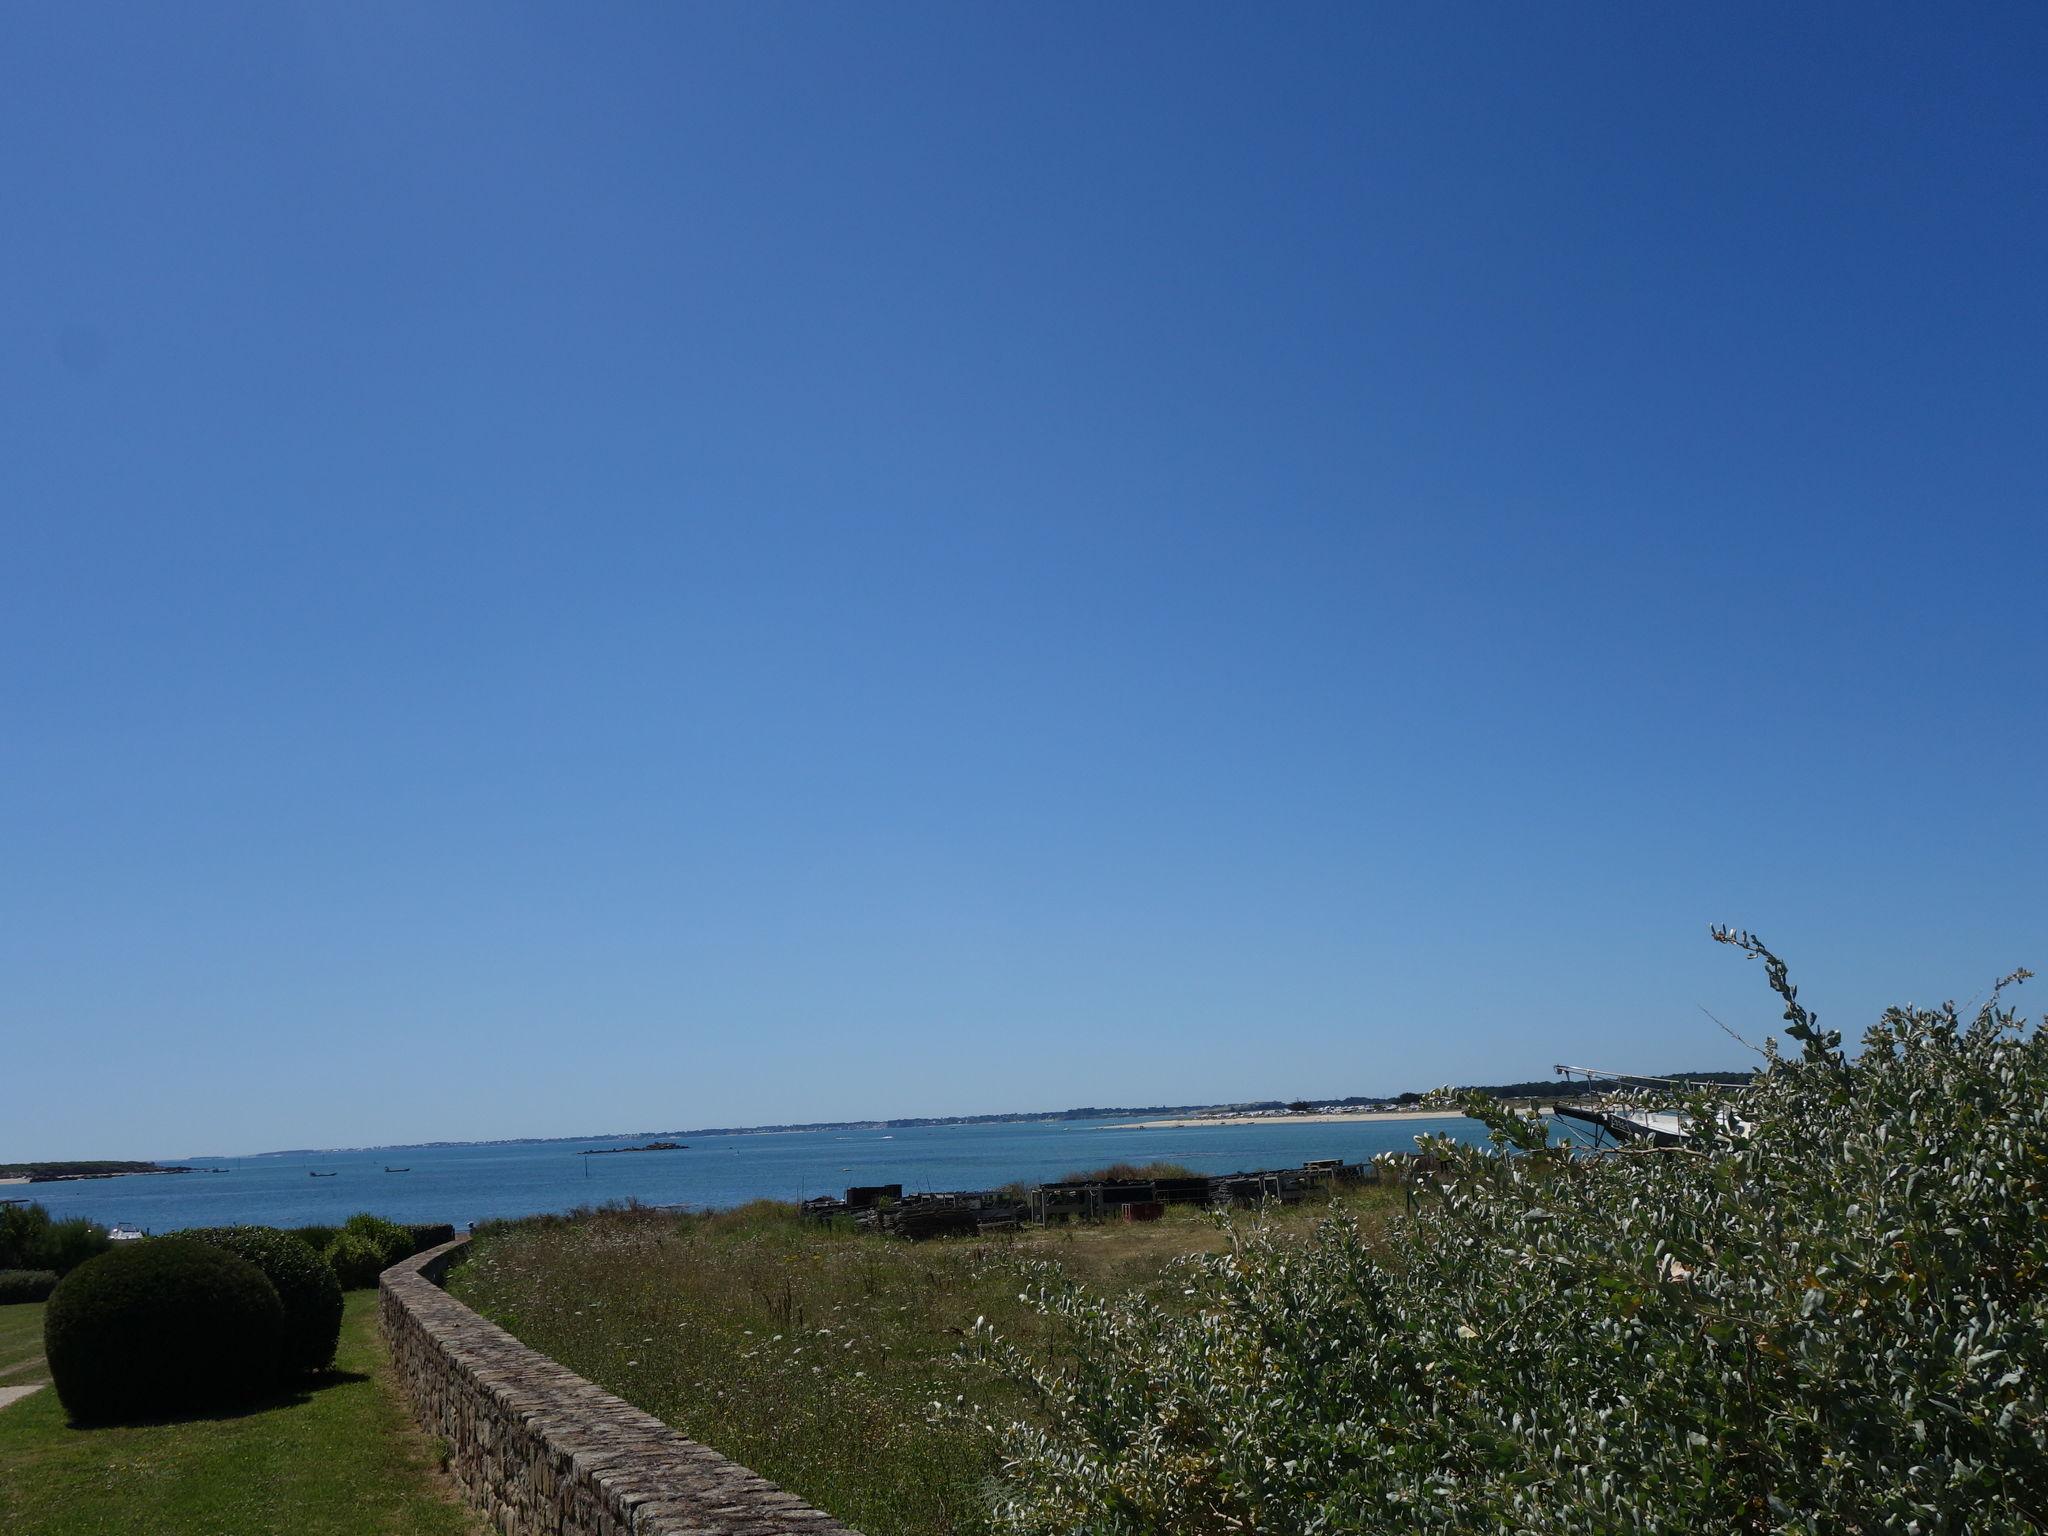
left=18, top=1116, right=1496, bottom=1234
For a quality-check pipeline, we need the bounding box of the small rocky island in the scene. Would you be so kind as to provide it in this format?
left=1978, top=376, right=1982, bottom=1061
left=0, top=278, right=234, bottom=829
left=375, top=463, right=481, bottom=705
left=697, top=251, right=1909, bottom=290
left=578, top=1140, right=686, bottom=1155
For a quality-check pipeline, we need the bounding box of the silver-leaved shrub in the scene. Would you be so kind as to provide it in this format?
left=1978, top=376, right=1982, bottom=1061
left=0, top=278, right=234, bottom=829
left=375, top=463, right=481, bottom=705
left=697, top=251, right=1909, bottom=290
left=979, top=932, right=2045, bottom=1534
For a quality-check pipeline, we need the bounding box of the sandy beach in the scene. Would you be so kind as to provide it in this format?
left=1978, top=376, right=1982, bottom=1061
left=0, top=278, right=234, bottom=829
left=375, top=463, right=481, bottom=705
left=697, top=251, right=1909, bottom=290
left=1113, top=1108, right=1509, bottom=1130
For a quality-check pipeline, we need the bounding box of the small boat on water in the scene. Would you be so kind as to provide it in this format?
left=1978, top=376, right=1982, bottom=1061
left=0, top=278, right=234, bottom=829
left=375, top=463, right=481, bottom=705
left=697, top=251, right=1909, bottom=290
left=309, top=1171, right=338, bottom=1178
left=385, top=1166, right=410, bottom=1173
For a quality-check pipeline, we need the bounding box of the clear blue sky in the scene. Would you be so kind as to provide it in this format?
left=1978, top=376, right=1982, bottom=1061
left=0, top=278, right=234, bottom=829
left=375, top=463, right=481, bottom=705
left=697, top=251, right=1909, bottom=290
left=4, top=7, right=2043, bottom=1159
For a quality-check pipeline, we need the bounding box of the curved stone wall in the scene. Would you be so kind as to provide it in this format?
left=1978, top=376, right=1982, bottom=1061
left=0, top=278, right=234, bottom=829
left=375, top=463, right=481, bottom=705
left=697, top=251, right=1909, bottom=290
left=380, top=1240, right=860, bottom=1536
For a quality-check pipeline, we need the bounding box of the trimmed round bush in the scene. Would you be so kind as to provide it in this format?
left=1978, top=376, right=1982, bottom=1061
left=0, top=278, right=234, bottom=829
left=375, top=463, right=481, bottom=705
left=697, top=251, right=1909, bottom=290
left=44, top=1239, right=284, bottom=1424
left=180, top=1226, right=344, bottom=1373
left=0, top=1269, right=58, bottom=1304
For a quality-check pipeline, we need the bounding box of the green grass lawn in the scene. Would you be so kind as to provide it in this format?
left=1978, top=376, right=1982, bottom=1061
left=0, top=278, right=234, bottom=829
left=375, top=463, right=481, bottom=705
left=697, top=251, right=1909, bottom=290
left=0, top=1301, right=50, bottom=1385
left=0, top=1292, right=479, bottom=1536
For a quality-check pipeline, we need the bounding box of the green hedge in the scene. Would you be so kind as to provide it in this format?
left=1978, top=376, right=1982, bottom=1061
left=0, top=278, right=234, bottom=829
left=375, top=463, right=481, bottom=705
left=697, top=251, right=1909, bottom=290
left=284, top=1215, right=455, bottom=1289
left=180, top=1226, right=344, bottom=1373
left=321, top=1213, right=412, bottom=1289
left=320, top=1232, right=387, bottom=1290
left=44, top=1239, right=284, bottom=1423
left=0, top=1269, right=58, bottom=1304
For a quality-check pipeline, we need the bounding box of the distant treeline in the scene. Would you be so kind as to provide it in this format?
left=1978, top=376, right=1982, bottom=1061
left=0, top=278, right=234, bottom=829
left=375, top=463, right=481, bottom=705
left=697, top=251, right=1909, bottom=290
left=1381, top=1070, right=1756, bottom=1104
left=0, top=1160, right=167, bottom=1180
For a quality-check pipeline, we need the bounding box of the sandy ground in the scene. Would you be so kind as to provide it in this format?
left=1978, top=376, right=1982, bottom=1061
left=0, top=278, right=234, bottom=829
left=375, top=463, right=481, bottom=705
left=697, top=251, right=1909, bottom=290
left=0, top=1177, right=28, bottom=1186
left=1113, top=1108, right=1519, bottom=1129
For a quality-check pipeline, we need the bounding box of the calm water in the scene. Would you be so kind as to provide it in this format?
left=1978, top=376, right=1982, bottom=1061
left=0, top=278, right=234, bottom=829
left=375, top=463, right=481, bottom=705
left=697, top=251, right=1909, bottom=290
left=17, top=1116, right=1495, bottom=1234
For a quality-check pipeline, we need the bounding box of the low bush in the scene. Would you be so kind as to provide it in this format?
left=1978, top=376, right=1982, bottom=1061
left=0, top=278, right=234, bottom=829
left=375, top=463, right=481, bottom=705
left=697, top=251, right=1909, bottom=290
left=321, top=1214, right=412, bottom=1289
left=181, top=1226, right=344, bottom=1373
left=287, top=1224, right=337, bottom=1253
left=44, top=1238, right=284, bottom=1423
left=0, top=1203, right=111, bottom=1275
left=0, top=1268, right=58, bottom=1304
left=403, top=1222, right=456, bottom=1255
left=982, top=933, right=2048, bottom=1534
left=321, top=1231, right=391, bottom=1290
left=343, top=1211, right=411, bottom=1257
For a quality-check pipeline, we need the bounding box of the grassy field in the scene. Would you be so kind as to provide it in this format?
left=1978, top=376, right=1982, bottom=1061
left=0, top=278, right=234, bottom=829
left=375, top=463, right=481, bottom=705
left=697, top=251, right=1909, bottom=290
left=450, top=1192, right=1399, bottom=1536
left=0, top=1292, right=478, bottom=1536
left=0, top=1302, right=49, bottom=1388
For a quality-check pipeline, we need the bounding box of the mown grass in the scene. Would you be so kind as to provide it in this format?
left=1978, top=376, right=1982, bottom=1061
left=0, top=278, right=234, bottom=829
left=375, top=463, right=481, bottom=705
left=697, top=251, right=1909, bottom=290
left=449, top=1192, right=1399, bottom=1536
left=0, top=1301, right=49, bottom=1385
left=0, top=1291, right=479, bottom=1536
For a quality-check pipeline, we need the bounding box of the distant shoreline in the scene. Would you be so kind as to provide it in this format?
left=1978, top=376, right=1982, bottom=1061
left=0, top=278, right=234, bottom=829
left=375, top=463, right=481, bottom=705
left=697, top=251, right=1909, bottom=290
left=0, top=1166, right=189, bottom=1185
left=1115, top=1108, right=1523, bottom=1130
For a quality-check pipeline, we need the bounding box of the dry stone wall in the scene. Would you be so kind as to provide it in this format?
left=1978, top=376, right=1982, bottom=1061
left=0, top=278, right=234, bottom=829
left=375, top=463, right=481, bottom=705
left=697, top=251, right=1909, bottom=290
left=380, top=1240, right=860, bottom=1536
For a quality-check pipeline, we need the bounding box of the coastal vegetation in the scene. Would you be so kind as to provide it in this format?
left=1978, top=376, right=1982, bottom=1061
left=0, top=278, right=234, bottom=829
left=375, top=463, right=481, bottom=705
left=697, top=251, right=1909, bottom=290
left=0, top=1204, right=109, bottom=1279
left=451, top=935, right=2045, bottom=1533
left=0, top=1292, right=477, bottom=1536
left=451, top=1191, right=1392, bottom=1536
left=980, top=932, right=2047, bottom=1533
